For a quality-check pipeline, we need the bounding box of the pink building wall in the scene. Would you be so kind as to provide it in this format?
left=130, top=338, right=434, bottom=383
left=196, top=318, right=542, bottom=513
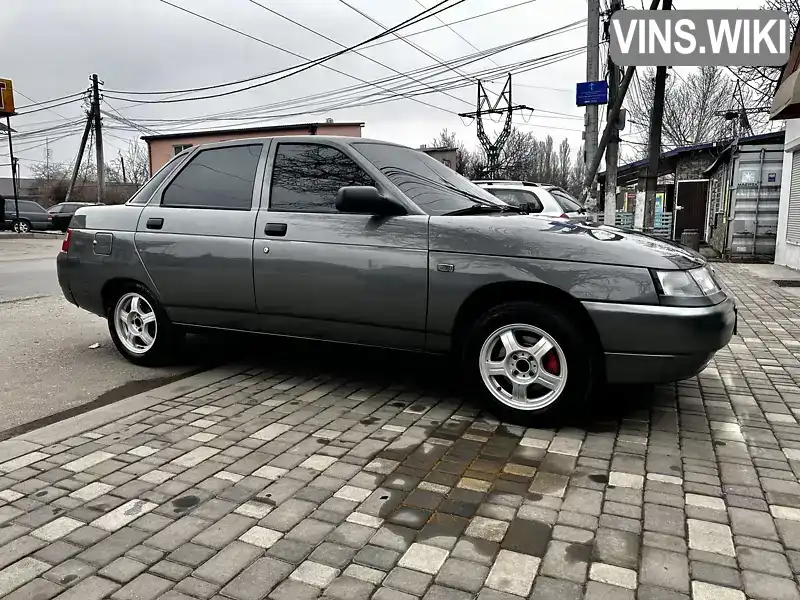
left=145, top=123, right=363, bottom=174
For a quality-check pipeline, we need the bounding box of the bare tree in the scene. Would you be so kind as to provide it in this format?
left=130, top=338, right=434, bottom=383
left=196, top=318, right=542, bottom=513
left=733, top=0, right=800, bottom=109
left=106, top=140, right=150, bottom=186
left=425, top=127, right=586, bottom=198
left=626, top=66, right=744, bottom=151
left=430, top=129, right=473, bottom=177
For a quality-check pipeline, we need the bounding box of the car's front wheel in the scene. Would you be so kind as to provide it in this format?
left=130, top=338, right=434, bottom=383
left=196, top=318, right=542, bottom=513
left=108, top=283, right=179, bottom=366
left=463, top=301, right=596, bottom=425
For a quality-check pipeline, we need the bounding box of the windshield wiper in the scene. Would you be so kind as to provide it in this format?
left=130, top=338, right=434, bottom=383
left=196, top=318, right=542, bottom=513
left=443, top=203, right=526, bottom=216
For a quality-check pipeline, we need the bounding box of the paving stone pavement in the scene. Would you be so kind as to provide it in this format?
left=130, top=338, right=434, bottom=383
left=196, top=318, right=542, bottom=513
left=0, top=263, right=799, bottom=600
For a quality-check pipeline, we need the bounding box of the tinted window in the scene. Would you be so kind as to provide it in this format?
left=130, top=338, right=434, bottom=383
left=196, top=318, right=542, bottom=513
left=549, top=189, right=583, bottom=212
left=20, top=201, right=46, bottom=213
left=353, top=142, right=500, bottom=216
left=163, top=145, right=262, bottom=210
left=485, top=189, right=543, bottom=213
left=270, top=143, right=375, bottom=213
left=129, top=151, right=188, bottom=205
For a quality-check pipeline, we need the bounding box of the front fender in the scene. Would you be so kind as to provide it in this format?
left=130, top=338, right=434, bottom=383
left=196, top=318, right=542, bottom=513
left=425, top=253, right=658, bottom=352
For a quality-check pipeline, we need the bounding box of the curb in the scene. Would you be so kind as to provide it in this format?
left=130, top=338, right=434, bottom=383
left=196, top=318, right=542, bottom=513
left=0, top=232, right=63, bottom=240
left=0, top=362, right=254, bottom=464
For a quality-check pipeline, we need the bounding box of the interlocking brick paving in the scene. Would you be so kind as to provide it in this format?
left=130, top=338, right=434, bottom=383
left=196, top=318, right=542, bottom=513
left=0, top=263, right=798, bottom=599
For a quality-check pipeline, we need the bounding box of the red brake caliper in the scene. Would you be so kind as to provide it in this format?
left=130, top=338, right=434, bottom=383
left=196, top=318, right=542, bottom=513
left=543, top=350, right=560, bottom=375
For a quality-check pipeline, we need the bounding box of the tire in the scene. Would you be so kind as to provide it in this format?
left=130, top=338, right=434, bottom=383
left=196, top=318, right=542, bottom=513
left=462, top=301, right=597, bottom=426
left=107, top=283, right=180, bottom=366
left=12, top=220, right=31, bottom=234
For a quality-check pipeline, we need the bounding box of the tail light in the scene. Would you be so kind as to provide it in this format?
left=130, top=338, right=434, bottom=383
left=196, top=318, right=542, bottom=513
left=559, top=213, right=569, bottom=219
left=61, top=229, right=72, bottom=253
left=47, top=216, right=53, bottom=221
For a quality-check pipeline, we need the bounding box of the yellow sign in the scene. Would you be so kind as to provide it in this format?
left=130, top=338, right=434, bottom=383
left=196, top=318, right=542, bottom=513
left=0, top=78, right=15, bottom=116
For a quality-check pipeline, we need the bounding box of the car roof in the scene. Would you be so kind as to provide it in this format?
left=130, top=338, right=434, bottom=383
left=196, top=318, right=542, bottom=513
left=473, top=180, right=542, bottom=187
left=185, top=135, right=415, bottom=152
left=475, top=182, right=553, bottom=192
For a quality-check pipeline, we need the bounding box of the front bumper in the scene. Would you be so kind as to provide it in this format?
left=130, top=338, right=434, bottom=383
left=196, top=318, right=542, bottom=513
left=584, top=295, right=736, bottom=384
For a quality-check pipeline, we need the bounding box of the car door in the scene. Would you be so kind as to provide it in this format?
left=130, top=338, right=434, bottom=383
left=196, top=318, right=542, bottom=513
left=135, top=141, right=267, bottom=328
left=253, top=140, right=429, bottom=350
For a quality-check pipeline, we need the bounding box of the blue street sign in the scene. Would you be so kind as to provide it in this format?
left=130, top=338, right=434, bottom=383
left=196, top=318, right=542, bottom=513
left=576, top=81, right=609, bottom=107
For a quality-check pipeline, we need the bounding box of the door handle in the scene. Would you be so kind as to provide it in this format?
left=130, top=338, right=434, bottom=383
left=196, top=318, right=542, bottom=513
left=146, top=217, right=164, bottom=230
left=265, top=223, right=287, bottom=237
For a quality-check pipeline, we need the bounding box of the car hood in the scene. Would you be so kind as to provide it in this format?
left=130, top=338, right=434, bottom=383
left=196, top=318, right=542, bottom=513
left=429, top=214, right=705, bottom=270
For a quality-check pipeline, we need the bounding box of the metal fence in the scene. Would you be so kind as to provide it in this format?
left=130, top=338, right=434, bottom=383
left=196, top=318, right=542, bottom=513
left=595, top=212, right=674, bottom=240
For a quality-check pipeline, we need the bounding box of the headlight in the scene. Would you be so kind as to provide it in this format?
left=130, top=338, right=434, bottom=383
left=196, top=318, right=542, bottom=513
left=654, top=267, right=722, bottom=305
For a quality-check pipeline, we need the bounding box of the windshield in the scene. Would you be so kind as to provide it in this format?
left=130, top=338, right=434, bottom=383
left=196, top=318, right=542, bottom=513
left=548, top=188, right=583, bottom=212
left=353, top=142, right=503, bottom=216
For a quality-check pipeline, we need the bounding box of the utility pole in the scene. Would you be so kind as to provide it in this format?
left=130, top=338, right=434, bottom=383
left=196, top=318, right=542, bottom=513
left=603, top=0, right=622, bottom=228
left=581, top=0, right=662, bottom=204
left=65, top=104, right=94, bottom=203
left=584, top=0, right=601, bottom=217
left=5, top=116, right=19, bottom=222
left=641, top=0, right=671, bottom=232
left=458, top=75, right=533, bottom=178
left=91, top=74, right=105, bottom=204
left=119, top=151, right=127, bottom=184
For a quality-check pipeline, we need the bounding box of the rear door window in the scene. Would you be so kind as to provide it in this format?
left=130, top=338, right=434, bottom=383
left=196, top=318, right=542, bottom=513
left=162, top=145, right=262, bottom=210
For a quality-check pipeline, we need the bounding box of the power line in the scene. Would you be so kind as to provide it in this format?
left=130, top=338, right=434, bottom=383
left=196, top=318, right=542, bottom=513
left=14, top=91, right=86, bottom=111
left=107, top=25, right=585, bottom=131
left=335, top=0, right=476, bottom=87
left=105, top=0, right=469, bottom=105
left=15, top=97, right=86, bottom=116
left=410, top=0, right=503, bottom=71
left=110, top=44, right=585, bottom=133
left=104, top=4, right=466, bottom=117
left=244, top=0, right=472, bottom=108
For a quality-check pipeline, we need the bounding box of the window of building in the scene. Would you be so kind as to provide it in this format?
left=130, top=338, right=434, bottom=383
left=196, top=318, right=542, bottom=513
left=161, top=145, right=262, bottom=210
left=173, top=144, right=193, bottom=155
left=269, top=143, right=375, bottom=213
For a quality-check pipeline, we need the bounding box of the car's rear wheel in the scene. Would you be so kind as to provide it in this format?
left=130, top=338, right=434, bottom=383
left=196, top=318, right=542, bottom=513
left=463, top=301, right=596, bottom=425
left=12, top=220, right=31, bottom=234
left=108, top=283, right=179, bottom=366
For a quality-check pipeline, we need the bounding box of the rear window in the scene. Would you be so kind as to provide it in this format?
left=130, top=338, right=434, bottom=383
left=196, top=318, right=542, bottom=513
left=20, top=201, right=46, bottom=213
left=549, top=188, right=583, bottom=212
left=485, top=189, right=543, bottom=213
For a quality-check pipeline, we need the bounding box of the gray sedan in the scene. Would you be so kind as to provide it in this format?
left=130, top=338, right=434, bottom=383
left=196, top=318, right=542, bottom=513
left=56, top=136, right=736, bottom=424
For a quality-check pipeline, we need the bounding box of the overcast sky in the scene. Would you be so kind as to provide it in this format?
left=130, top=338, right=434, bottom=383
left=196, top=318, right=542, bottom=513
left=1, top=0, right=764, bottom=178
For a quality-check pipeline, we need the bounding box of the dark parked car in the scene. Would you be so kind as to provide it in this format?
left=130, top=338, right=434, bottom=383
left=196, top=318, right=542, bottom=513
left=48, top=202, right=96, bottom=232
left=56, top=136, right=736, bottom=424
left=2, top=198, right=52, bottom=232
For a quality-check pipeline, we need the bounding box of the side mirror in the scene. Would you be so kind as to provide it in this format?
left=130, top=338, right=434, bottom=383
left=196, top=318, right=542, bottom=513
left=335, top=186, right=406, bottom=216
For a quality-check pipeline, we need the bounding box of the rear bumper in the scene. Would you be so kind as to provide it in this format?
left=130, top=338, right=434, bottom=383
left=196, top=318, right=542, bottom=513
left=583, top=295, right=736, bottom=384
left=56, top=252, right=78, bottom=306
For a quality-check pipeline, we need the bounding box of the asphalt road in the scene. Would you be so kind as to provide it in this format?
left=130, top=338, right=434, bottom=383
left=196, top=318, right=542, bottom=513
left=0, top=237, right=230, bottom=439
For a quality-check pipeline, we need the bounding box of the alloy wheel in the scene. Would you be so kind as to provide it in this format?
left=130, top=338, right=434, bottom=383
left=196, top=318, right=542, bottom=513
left=114, top=292, right=158, bottom=355
left=13, top=221, right=30, bottom=233
left=478, top=323, right=568, bottom=411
